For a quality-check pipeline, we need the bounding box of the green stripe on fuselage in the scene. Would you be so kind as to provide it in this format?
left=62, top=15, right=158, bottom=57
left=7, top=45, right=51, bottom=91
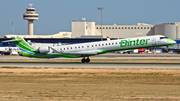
left=15, top=41, right=35, bottom=53
left=98, top=44, right=171, bottom=54
left=165, top=38, right=176, bottom=43
left=13, top=37, right=35, bottom=51
left=21, top=51, right=79, bottom=58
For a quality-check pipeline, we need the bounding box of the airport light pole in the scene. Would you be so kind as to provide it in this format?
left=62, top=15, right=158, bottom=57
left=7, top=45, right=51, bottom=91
left=12, top=22, right=14, bottom=35
left=98, top=7, right=105, bottom=41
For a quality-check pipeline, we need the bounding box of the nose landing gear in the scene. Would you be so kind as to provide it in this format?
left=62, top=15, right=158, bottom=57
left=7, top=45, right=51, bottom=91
left=81, top=57, right=90, bottom=63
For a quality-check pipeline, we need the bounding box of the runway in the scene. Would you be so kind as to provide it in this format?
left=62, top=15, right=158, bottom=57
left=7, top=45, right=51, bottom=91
left=0, top=53, right=180, bottom=69
left=0, top=62, right=180, bottom=69
left=0, top=53, right=180, bottom=60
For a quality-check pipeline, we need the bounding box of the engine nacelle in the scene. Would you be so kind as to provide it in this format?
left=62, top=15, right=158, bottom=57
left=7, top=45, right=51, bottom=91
left=35, top=46, right=50, bottom=54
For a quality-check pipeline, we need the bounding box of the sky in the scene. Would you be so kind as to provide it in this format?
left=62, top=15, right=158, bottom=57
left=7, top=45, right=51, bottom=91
left=1, top=0, right=180, bottom=36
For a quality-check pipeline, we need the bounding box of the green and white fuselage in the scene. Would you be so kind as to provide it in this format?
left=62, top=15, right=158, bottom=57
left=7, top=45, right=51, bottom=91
left=3, top=35, right=176, bottom=59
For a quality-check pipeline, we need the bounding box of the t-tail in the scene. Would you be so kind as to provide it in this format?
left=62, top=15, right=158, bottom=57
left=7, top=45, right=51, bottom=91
left=2, top=37, right=36, bottom=54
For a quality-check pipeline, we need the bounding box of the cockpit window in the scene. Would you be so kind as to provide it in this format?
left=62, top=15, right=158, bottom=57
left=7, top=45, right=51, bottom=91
left=160, top=37, right=168, bottom=39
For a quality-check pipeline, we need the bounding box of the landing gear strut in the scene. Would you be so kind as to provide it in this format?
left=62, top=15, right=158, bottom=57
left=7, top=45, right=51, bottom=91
left=81, top=57, right=90, bottom=63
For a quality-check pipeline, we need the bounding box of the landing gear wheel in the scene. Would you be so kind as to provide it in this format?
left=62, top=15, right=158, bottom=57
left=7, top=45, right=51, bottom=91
left=81, top=57, right=90, bottom=63
left=81, top=58, right=86, bottom=63
left=85, top=58, right=90, bottom=63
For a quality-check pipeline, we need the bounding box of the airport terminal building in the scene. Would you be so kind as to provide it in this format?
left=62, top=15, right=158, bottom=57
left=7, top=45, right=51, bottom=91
left=72, top=20, right=180, bottom=40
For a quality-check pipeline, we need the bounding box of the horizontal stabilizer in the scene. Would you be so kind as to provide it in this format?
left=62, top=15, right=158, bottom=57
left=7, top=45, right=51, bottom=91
left=2, top=39, right=22, bottom=43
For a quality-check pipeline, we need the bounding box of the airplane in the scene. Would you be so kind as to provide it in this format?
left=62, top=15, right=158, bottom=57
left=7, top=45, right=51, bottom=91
left=3, top=35, right=176, bottom=63
left=0, top=46, right=20, bottom=55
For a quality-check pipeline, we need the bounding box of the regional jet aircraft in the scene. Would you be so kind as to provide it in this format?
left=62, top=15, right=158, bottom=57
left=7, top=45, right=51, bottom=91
left=3, top=35, right=176, bottom=63
left=0, top=46, right=20, bottom=55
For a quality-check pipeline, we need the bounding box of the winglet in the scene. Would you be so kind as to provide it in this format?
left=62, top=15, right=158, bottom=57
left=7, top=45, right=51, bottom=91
left=107, top=36, right=110, bottom=41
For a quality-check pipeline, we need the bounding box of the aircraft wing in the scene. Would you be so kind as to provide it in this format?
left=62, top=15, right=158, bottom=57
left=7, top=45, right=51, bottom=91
left=49, top=46, right=98, bottom=55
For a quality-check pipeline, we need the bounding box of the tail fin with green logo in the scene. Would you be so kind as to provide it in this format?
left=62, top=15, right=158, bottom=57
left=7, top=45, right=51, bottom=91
left=2, top=37, right=36, bottom=52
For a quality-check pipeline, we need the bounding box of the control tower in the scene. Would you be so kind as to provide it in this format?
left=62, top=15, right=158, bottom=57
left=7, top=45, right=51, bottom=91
left=23, top=4, right=39, bottom=35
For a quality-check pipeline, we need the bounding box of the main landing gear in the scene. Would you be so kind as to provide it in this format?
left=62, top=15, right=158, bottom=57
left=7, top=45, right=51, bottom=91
left=81, top=57, right=90, bottom=63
